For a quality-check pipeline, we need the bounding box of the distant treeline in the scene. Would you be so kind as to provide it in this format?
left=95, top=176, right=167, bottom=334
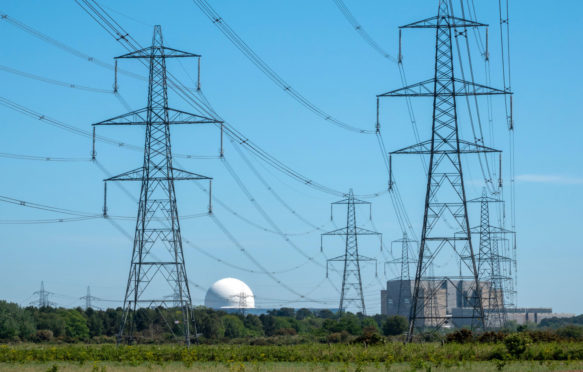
left=0, top=300, right=581, bottom=344
left=0, top=301, right=408, bottom=343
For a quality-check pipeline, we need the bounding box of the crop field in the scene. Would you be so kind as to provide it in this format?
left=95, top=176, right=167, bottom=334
left=1, top=343, right=583, bottom=371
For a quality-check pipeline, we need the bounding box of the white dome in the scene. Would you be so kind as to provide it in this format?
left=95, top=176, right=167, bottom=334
left=204, top=277, right=255, bottom=309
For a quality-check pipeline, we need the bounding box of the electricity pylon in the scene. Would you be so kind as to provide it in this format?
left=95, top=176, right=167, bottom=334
left=321, top=189, right=382, bottom=315
left=92, top=26, right=221, bottom=345
left=377, top=0, right=511, bottom=340
left=386, top=233, right=417, bottom=314
left=32, top=281, right=54, bottom=308
left=464, top=190, right=513, bottom=328
left=80, top=286, right=99, bottom=310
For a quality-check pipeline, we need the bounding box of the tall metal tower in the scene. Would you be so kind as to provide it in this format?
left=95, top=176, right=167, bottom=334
left=80, top=286, right=99, bottom=310
left=465, top=190, right=513, bottom=327
left=321, top=189, right=382, bottom=315
left=33, top=281, right=53, bottom=308
left=93, top=26, right=220, bottom=345
left=389, top=233, right=417, bottom=314
left=378, top=0, right=510, bottom=340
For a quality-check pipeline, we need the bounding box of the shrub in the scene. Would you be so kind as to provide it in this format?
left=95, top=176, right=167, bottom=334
left=382, top=316, right=408, bottom=336
left=35, top=329, right=54, bottom=342
left=353, top=326, right=385, bottom=345
left=478, top=331, right=506, bottom=343
left=274, top=328, right=297, bottom=336
left=446, top=329, right=473, bottom=344
left=556, top=325, right=583, bottom=341
left=504, top=333, right=530, bottom=358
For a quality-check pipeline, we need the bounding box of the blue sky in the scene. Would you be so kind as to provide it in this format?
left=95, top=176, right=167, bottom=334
left=0, top=0, right=581, bottom=314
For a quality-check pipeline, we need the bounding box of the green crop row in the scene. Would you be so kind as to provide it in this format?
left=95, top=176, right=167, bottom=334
left=1, top=342, right=583, bottom=365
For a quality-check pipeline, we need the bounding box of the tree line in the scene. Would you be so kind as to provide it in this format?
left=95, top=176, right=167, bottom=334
left=0, top=301, right=408, bottom=343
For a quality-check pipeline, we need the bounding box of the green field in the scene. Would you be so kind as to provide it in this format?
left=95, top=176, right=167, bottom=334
left=2, top=342, right=583, bottom=371
left=2, top=361, right=583, bottom=371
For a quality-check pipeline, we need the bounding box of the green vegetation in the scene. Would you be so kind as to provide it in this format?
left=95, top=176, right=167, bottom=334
left=4, top=300, right=583, bottom=370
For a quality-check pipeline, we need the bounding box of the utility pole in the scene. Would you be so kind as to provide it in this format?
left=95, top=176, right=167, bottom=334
left=92, top=26, right=221, bottom=345
left=377, top=0, right=511, bottom=341
left=321, top=189, right=382, bottom=315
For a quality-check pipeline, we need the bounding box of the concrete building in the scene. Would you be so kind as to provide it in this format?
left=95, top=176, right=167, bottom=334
left=380, top=279, right=570, bottom=328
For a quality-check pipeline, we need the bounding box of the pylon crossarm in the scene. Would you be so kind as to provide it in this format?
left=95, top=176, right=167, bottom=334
left=93, top=108, right=148, bottom=126
left=116, top=46, right=200, bottom=59
left=167, top=108, right=221, bottom=124
left=321, top=227, right=349, bottom=236
left=378, top=78, right=508, bottom=98
left=93, top=107, right=218, bottom=126
left=390, top=139, right=500, bottom=155
left=400, top=15, right=486, bottom=29
left=104, top=167, right=211, bottom=181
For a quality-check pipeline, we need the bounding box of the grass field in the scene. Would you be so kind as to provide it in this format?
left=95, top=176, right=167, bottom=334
left=2, top=343, right=583, bottom=371
left=2, top=361, right=583, bottom=371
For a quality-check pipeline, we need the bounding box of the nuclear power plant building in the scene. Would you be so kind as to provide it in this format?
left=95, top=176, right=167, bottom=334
left=381, top=279, right=573, bottom=328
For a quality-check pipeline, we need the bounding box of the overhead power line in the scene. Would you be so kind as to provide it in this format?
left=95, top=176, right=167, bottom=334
left=190, top=0, right=373, bottom=134
left=0, top=64, right=112, bottom=93
left=330, top=0, right=398, bottom=63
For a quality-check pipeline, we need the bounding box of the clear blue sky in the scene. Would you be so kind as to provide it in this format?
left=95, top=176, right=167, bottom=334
left=0, top=0, right=581, bottom=314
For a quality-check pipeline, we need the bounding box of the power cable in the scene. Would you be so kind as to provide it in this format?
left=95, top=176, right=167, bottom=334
left=190, top=0, right=373, bottom=134
left=0, top=64, right=112, bottom=93
left=330, top=0, right=398, bottom=63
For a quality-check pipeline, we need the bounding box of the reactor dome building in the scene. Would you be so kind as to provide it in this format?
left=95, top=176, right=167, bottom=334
left=204, top=278, right=255, bottom=309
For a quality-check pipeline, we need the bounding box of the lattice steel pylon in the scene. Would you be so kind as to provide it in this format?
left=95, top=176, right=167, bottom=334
left=389, top=233, right=417, bottom=314
left=80, top=286, right=99, bottom=310
left=321, top=189, right=382, bottom=315
left=377, top=0, right=511, bottom=341
left=92, top=26, right=221, bottom=345
left=464, top=190, right=514, bottom=328
left=32, top=281, right=54, bottom=308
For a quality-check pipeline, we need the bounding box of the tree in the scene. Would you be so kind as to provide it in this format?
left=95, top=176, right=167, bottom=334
left=59, top=309, right=90, bottom=341
left=296, top=308, right=312, bottom=320
left=259, top=314, right=276, bottom=336
left=244, top=314, right=263, bottom=336
left=316, top=309, right=335, bottom=319
left=382, top=315, right=408, bottom=336
left=223, top=315, right=246, bottom=338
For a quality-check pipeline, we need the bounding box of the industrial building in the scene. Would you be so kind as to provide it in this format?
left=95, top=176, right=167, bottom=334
left=380, top=279, right=572, bottom=327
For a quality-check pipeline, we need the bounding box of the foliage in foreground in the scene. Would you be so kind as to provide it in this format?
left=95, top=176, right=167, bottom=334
left=1, top=342, right=583, bottom=365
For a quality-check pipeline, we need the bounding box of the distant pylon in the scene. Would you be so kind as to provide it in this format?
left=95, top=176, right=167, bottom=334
left=32, top=281, right=54, bottom=308
left=92, top=26, right=221, bottom=345
left=232, top=292, right=250, bottom=316
left=377, top=0, right=511, bottom=340
left=466, top=190, right=512, bottom=328
left=321, top=189, right=382, bottom=315
left=80, top=286, right=99, bottom=310
left=391, top=233, right=417, bottom=314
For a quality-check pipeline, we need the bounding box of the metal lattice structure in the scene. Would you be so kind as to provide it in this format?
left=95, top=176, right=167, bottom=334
left=93, top=26, right=221, bottom=345
left=80, top=286, right=100, bottom=310
left=378, top=0, right=511, bottom=340
left=321, top=189, right=382, bottom=315
left=463, top=190, right=515, bottom=327
left=32, top=281, right=54, bottom=308
left=385, top=233, right=417, bottom=314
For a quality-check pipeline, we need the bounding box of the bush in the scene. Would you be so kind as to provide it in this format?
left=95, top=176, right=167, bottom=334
left=446, top=329, right=474, bottom=344
left=382, top=316, right=408, bottom=336
left=556, top=325, right=583, bottom=341
left=34, top=329, right=54, bottom=342
left=274, top=328, right=297, bottom=336
left=478, top=331, right=506, bottom=343
left=353, top=326, right=385, bottom=345
left=504, top=333, right=530, bottom=357
left=326, top=331, right=350, bottom=344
